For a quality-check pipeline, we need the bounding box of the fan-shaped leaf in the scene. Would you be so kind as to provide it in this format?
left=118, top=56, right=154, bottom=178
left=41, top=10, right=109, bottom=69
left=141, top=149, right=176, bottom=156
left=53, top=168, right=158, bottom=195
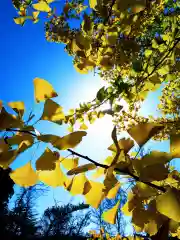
left=156, top=189, right=180, bottom=222
left=32, top=1, right=51, bottom=12
left=60, top=157, right=79, bottom=170
left=170, top=133, right=180, bottom=158
left=106, top=182, right=121, bottom=199
left=34, top=77, right=58, bottom=102
left=85, top=181, right=105, bottom=208
left=102, top=200, right=120, bottom=224
left=38, top=161, right=66, bottom=187
left=0, top=107, right=23, bottom=130
left=40, top=99, right=65, bottom=124
left=67, top=163, right=96, bottom=175
left=36, top=148, right=59, bottom=171
left=10, top=162, right=38, bottom=187
left=127, top=123, right=164, bottom=146
left=8, top=101, right=25, bottom=117
left=108, top=138, right=134, bottom=153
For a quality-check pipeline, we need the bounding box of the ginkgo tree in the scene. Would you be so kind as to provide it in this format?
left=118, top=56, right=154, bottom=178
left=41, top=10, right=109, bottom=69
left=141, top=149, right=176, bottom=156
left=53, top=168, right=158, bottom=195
left=5, top=0, right=180, bottom=239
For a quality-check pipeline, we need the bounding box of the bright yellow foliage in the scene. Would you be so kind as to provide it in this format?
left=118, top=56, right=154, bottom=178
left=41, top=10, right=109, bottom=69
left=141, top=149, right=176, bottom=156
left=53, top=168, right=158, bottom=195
left=10, top=162, right=38, bottom=187
left=34, top=77, right=58, bottom=102
left=102, top=200, right=120, bottom=224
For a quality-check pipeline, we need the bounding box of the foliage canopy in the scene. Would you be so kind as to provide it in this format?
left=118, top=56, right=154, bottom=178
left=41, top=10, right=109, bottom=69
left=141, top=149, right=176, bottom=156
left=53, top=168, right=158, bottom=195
left=1, top=0, right=180, bottom=238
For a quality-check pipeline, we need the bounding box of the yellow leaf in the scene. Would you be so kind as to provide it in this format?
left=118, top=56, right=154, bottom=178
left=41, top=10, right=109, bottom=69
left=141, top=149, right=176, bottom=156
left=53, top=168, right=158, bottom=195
left=140, top=164, right=168, bottom=182
left=108, top=138, right=134, bottom=153
left=89, top=0, right=97, bottom=9
left=54, top=131, right=87, bottom=150
left=132, top=182, right=157, bottom=198
left=36, top=148, right=59, bottom=171
left=7, top=132, right=34, bottom=146
left=170, top=133, right=180, bottom=158
left=67, top=163, right=96, bottom=175
left=91, top=167, right=105, bottom=179
left=67, top=173, right=91, bottom=196
left=102, top=200, right=120, bottom=224
left=106, top=182, right=121, bottom=199
left=0, top=150, right=16, bottom=169
left=40, top=99, right=65, bottom=124
left=127, top=123, right=164, bottom=146
left=60, top=157, right=79, bottom=170
left=34, top=77, right=58, bottom=102
left=141, top=151, right=173, bottom=167
left=32, top=11, right=40, bottom=19
left=10, top=162, right=38, bottom=187
left=38, top=161, right=66, bottom=187
left=32, top=1, right=51, bottom=12
left=8, top=101, right=25, bottom=117
left=85, top=181, right=105, bottom=208
left=13, top=17, right=31, bottom=25
left=156, top=189, right=180, bottom=222
left=80, top=123, right=88, bottom=130
left=0, top=107, right=23, bottom=130
left=38, top=131, right=87, bottom=150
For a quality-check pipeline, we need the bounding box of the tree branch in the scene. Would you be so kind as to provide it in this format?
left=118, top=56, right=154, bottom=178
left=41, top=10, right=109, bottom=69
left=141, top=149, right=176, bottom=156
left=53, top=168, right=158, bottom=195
left=67, top=149, right=166, bottom=193
left=5, top=128, right=166, bottom=193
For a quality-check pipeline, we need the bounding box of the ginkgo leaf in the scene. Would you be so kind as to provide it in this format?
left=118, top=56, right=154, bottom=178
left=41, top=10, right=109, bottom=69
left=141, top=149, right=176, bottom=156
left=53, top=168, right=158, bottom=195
left=60, top=157, right=79, bottom=170
left=140, top=163, right=168, bottom=182
left=0, top=138, right=9, bottom=153
left=14, top=16, right=32, bottom=25
left=34, top=77, right=58, bottom=102
left=89, top=0, right=97, bottom=9
left=106, top=182, right=121, bottom=199
left=132, top=182, right=158, bottom=198
left=32, top=1, right=51, bottom=12
left=102, top=200, right=120, bottom=224
left=66, top=173, right=91, bottom=195
left=127, top=123, right=164, bottom=146
left=8, top=101, right=25, bottom=117
left=7, top=132, right=34, bottom=146
left=38, top=161, right=66, bottom=187
left=67, top=163, right=96, bottom=175
left=80, top=123, right=88, bottom=130
left=85, top=181, right=105, bottom=208
left=141, top=151, right=173, bottom=167
left=10, top=162, right=38, bottom=187
left=36, top=148, right=59, bottom=171
left=40, top=99, right=65, bottom=124
left=0, top=150, right=16, bottom=169
left=91, top=167, right=105, bottom=179
left=0, top=107, right=23, bottom=130
left=108, top=138, right=134, bottom=153
left=156, top=189, right=180, bottom=222
left=170, top=133, right=180, bottom=158
left=38, top=131, right=87, bottom=150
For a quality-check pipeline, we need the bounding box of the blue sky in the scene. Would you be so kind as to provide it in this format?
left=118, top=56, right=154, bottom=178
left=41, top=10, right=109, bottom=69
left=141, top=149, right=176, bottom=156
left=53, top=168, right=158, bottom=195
left=1, top=0, right=177, bottom=223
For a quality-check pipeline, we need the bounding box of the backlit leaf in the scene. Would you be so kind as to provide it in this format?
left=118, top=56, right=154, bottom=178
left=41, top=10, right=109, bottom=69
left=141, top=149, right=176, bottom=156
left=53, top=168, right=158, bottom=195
left=141, top=151, right=173, bottom=167
left=40, top=99, right=65, bottom=124
left=127, top=123, right=164, bottom=146
left=0, top=107, right=23, bottom=130
left=91, top=167, right=105, bottom=179
left=8, top=101, right=25, bottom=117
left=170, top=133, right=180, bottom=158
left=67, top=163, right=96, bottom=175
left=102, top=200, right=120, bottom=224
left=36, top=148, right=59, bottom=171
left=156, top=189, right=180, bottom=222
left=89, top=0, right=97, bottom=9
left=66, top=173, right=91, bottom=195
left=0, top=150, right=16, bottom=169
left=38, top=161, right=66, bottom=187
left=34, top=77, right=58, bottom=102
left=60, top=157, right=79, bottom=170
left=106, top=182, right=121, bottom=199
left=32, top=1, right=51, bottom=12
left=108, top=138, right=134, bottom=153
left=10, top=162, right=38, bottom=187
left=85, top=181, right=105, bottom=208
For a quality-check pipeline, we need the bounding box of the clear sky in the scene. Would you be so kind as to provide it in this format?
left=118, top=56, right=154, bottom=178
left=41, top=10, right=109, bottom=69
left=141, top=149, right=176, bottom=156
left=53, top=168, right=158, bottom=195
left=1, top=0, right=177, bottom=221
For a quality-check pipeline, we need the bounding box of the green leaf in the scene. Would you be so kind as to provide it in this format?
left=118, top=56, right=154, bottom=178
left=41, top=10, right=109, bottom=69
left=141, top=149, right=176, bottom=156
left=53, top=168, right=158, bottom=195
left=96, top=87, right=107, bottom=102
